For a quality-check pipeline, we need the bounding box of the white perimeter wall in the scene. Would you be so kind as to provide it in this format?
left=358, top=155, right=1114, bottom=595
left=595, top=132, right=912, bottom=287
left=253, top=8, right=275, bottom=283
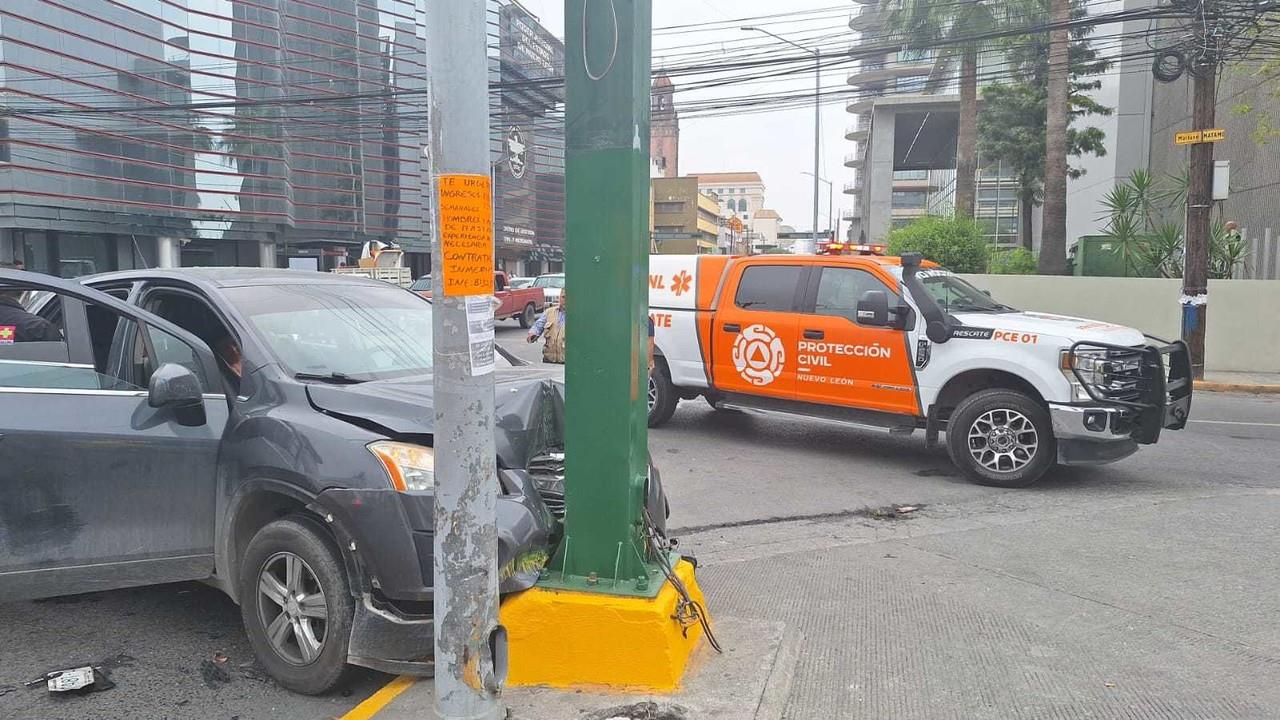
left=960, top=275, right=1280, bottom=373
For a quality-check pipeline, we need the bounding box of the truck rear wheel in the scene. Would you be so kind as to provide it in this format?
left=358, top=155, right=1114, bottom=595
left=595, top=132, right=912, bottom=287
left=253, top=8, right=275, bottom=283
left=946, top=389, right=1055, bottom=488
left=518, top=303, right=537, bottom=329
left=648, top=362, right=679, bottom=428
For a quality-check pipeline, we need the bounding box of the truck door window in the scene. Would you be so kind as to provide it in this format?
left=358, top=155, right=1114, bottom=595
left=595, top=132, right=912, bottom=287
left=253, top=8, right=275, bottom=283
left=734, top=266, right=804, bottom=311
left=814, top=268, right=894, bottom=324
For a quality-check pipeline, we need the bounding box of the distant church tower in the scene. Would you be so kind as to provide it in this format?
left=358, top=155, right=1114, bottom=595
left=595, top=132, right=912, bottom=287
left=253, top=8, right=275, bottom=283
left=650, top=73, right=679, bottom=178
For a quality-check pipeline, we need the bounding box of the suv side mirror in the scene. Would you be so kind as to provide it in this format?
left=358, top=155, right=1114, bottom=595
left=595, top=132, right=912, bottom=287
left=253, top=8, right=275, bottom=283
left=149, top=362, right=203, bottom=407
left=149, top=363, right=207, bottom=426
left=856, top=290, right=890, bottom=326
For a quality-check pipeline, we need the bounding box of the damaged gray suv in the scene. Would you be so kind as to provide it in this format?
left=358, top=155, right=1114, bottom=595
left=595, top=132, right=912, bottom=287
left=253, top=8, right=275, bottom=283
left=0, top=268, right=663, bottom=694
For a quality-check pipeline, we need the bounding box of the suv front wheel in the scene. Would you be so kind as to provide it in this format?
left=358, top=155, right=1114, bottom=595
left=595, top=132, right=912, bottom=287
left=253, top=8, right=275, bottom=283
left=946, top=389, right=1055, bottom=488
left=239, top=516, right=354, bottom=695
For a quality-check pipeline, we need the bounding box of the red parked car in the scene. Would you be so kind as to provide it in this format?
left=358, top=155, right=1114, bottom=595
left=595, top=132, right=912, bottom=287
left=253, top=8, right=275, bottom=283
left=413, top=271, right=545, bottom=328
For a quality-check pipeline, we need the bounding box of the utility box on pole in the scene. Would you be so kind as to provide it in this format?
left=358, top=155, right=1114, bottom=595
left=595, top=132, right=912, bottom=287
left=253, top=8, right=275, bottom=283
left=425, top=1, right=504, bottom=718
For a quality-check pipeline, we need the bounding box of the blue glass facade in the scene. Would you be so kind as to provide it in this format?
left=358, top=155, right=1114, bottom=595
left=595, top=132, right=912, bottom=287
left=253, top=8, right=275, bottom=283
left=1, top=0, right=564, bottom=276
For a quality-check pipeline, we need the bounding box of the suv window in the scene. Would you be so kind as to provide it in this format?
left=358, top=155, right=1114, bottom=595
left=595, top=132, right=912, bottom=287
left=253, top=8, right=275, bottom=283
left=735, top=266, right=803, bottom=312
left=0, top=288, right=144, bottom=391
left=814, top=267, right=894, bottom=323
left=142, top=289, right=234, bottom=391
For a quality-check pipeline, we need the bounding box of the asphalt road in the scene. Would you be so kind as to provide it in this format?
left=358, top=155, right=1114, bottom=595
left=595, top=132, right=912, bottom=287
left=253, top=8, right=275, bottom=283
left=2, top=322, right=1276, bottom=719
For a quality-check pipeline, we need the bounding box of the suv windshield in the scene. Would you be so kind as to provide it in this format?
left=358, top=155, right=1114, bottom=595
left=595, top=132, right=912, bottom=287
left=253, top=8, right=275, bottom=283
left=918, top=271, right=1014, bottom=313
left=225, top=283, right=435, bottom=382
left=532, top=276, right=564, bottom=289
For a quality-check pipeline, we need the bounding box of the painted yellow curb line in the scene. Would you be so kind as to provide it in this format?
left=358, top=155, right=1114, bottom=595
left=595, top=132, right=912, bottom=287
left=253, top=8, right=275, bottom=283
left=338, top=675, right=417, bottom=720
left=1195, top=381, right=1280, bottom=395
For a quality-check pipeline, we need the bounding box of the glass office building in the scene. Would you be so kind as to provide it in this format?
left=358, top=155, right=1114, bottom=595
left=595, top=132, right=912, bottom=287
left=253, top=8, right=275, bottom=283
left=1, top=0, right=565, bottom=277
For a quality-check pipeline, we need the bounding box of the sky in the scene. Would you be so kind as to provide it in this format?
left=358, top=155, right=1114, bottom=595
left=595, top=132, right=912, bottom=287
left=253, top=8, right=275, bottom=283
left=517, top=0, right=855, bottom=234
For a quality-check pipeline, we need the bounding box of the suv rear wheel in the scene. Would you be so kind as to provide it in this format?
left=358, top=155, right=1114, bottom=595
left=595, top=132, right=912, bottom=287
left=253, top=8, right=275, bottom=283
left=239, top=516, right=354, bottom=695
left=946, top=389, right=1055, bottom=488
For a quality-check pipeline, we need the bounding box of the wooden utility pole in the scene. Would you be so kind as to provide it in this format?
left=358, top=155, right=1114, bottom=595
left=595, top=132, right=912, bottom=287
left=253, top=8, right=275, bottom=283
left=1181, top=62, right=1217, bottom=379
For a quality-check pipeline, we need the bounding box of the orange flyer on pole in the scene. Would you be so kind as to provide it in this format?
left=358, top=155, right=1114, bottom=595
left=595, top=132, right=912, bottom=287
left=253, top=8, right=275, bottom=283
left=437, top=174, right=494, bottom=297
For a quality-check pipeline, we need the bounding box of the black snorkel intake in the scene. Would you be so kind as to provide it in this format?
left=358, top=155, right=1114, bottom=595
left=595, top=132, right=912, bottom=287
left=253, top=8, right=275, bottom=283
left=900, top=252, right=953, bottom=343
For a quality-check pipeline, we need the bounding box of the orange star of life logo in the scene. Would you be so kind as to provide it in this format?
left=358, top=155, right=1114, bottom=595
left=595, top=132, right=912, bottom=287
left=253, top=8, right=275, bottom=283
left=671, top=270, right=692, bottom=297
left=0, top=325, right=15, bottom=344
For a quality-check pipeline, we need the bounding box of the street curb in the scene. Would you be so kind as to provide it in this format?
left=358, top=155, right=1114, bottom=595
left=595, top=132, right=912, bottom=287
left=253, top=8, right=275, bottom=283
left=1195, top=381, right=1280, bottom=394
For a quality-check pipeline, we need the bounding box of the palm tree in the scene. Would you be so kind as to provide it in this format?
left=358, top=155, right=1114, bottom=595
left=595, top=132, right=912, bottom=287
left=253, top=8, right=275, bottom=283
left=1039, top=0, right=1072, bottom=273
left=880, top=0, right=1012, bottom=219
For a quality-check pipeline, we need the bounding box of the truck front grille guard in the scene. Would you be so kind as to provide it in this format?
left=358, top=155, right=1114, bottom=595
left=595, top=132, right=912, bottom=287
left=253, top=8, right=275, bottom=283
left=1069, top=338, right=1192, bottom=441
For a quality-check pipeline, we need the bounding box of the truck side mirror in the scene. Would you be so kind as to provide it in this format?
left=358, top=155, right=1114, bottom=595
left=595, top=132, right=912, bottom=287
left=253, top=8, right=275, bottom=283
left=856, top=290, right=890, bottom=326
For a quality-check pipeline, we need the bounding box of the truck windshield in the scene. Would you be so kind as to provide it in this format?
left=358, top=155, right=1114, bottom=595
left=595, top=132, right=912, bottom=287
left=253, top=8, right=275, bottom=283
left=532, top=276, right=564, bottom=289
left=917, top=271, right=1015, bottom=313
left=225, top=283, right=435, bottom=382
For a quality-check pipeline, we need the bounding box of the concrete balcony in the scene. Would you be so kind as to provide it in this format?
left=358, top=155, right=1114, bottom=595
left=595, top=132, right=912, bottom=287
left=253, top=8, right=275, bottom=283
left=848, top=10, right=880, bottom=31
left=843, top=152, right=864, bottom=169
left=842, top=181, right=862, bottom=195
left=845, top=95, right=876, bottom=114
left=841, top=208, right=861, bottom=220
left=844, top=123, right=868, bottom=141
left=846, top=54, right=934, bottom=88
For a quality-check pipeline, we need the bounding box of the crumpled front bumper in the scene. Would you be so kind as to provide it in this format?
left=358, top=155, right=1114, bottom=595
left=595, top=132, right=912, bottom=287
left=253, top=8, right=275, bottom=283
left=315, top=468, right=555, bottom=677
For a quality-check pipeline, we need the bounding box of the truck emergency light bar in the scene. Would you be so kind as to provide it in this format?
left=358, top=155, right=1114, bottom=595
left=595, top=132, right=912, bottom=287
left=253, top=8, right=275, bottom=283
left=818, top=242, right=886, bottom=256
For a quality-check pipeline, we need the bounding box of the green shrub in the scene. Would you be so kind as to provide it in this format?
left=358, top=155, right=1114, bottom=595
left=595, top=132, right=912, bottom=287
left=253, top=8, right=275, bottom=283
left=988, top=247, right=1038, bottom=275
left=885, top=216, right=989, bottom=274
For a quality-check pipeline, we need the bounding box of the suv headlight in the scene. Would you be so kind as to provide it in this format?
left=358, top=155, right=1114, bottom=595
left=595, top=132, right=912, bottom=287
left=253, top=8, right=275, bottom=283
left=368, top=441, right=435, bottom=492
left=1060, top=349, right=1105, bottom=402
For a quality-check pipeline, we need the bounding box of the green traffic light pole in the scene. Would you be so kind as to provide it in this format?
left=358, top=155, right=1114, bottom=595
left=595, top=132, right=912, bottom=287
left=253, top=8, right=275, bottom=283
left=540, top=0, right=663, bottom=598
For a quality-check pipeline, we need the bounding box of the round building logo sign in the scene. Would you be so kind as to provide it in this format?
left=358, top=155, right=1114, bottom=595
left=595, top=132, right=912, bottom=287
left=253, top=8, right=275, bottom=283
left=733, top=324, right=786, bottom=387
left=506, top=126, right=527, bottom=179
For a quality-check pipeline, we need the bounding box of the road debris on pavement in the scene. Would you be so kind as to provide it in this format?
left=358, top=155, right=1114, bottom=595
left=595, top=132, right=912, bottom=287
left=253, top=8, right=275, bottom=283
left=586, top=701, right=690, bottom=720
left=858, top=504, right=926, bottom=520
left=24, top=664, right=116, bottom=694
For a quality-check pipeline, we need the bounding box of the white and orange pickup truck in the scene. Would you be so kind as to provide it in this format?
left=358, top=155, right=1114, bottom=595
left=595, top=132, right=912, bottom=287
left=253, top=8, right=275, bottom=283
left=647, top=252, right=1193, bottom=487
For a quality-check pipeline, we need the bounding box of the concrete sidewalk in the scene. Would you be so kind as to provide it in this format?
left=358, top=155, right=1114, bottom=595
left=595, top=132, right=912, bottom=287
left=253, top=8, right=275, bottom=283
left=361, top=489, right=1280, bottom=719
left=1199, top=371, right=1280, bottom=393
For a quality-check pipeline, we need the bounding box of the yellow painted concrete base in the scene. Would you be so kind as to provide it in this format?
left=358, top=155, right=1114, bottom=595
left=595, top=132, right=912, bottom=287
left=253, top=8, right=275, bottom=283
left=499, top=560, right=710, bottom=691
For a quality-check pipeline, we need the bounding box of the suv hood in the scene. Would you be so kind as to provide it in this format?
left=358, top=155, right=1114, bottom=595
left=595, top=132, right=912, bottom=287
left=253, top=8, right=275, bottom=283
left=951, top=310, right=1146, bottom=346
left=306, top=365, right=565, bottom=468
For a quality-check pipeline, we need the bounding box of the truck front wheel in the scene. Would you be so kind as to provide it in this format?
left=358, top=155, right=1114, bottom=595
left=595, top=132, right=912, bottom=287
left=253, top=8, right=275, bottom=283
left=648, top=363, right=679, bottom=428
left=946, top=389, right=1055, bottom=488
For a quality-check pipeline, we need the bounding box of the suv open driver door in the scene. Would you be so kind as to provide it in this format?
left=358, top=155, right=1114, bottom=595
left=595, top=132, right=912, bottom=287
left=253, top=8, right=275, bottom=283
left=0, top=270, right=228, bottom=602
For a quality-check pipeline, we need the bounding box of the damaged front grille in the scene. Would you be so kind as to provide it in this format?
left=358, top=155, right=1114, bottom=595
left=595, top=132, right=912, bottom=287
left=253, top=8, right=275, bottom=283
left=527, top=449, right=565, bottom=518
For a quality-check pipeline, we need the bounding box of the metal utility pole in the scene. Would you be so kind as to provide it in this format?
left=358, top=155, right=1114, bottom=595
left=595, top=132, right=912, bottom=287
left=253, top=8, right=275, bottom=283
left=745, top=26, right=820, bottom=254
left=546, top=0, right=660, bottom=595
left=802, top=171, right=834, bottom=241
left=1182, top=62, right=1217, bottom=379
left=425, top=0, right=503, bottom=717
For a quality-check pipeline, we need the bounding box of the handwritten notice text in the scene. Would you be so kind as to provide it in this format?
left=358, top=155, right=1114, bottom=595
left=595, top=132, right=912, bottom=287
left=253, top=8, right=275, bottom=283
left=437, top=173, right=494, bottom=297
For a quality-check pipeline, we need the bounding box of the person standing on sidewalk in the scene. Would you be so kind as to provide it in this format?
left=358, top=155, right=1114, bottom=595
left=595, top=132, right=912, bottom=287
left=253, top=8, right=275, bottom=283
left=528, top=289, right=566, bottom=364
